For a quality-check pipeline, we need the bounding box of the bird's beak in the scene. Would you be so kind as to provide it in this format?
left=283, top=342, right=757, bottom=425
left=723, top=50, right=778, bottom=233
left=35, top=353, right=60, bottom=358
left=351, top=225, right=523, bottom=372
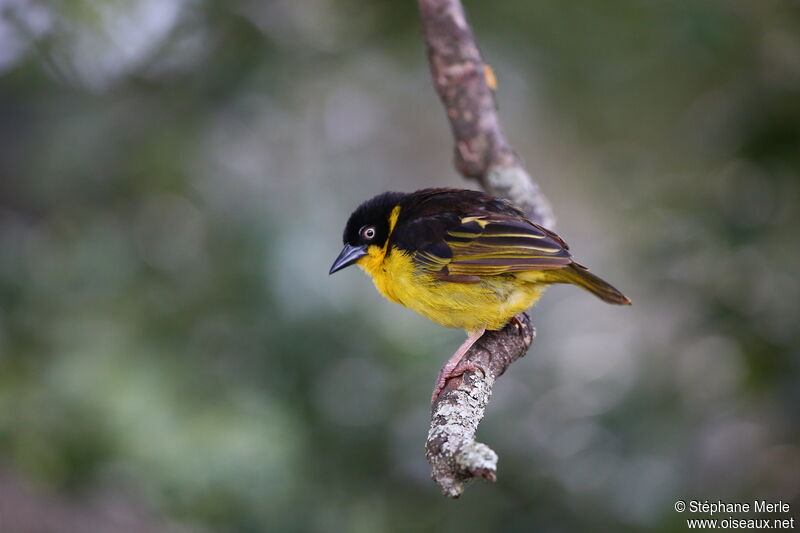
left=329, top=243, right=368, bottom=274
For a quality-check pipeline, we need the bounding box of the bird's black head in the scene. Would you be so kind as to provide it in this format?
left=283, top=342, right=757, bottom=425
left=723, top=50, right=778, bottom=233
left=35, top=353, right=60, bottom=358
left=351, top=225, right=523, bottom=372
left=329, top=191, right=407, bottom=274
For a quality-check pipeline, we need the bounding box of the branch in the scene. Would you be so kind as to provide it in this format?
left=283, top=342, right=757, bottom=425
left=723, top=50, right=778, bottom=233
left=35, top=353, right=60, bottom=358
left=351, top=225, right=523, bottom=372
left=426, top=315, right=535, bottom=497
left=417, top=0, right=554, bottom=229
left=417, top=0, right=554, bottom=497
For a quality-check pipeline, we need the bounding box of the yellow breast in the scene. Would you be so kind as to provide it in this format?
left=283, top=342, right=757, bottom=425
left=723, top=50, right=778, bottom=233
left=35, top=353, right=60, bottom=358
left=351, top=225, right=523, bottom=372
left=356, top=245, right=546, bottom=332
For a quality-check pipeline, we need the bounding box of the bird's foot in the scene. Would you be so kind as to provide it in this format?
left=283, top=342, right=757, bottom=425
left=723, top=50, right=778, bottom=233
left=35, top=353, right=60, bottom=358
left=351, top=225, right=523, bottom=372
left=431, top=360, right=487, bottom=404
left=430, top=328, right=486, bottom=405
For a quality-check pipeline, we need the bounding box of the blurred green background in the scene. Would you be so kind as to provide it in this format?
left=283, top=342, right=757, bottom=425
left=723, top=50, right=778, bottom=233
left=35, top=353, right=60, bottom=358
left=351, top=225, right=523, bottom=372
left=1, top=0, right=799, bottom=531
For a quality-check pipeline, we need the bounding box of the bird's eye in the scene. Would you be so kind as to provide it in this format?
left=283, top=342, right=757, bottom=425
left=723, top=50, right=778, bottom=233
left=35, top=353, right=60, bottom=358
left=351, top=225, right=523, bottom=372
left=360, top=226, right=376, bottom=240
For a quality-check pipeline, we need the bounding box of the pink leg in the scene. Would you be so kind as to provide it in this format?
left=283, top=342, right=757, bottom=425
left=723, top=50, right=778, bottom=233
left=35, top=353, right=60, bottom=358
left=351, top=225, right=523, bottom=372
left=431, top=328, right=486, bottom=404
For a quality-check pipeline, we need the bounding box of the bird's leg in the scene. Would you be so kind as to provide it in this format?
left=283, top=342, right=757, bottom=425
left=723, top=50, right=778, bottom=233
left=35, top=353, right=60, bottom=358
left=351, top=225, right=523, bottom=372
left=509, top=314, right=524, bottom=333
left=431, top=328, right=486, bottom=404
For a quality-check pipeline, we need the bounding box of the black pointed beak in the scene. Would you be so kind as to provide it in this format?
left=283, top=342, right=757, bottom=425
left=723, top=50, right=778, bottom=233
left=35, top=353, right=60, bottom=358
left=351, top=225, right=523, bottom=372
left=329, top=243, right=368, bottom=274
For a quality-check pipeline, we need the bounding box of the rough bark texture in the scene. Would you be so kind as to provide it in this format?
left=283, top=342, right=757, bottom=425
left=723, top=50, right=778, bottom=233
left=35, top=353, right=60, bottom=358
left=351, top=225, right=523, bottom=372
left=426, top=315, right=535, bottom=497
left=417, top=0, right=554, bottom=229
left=418, top=0, right=555, bottom=497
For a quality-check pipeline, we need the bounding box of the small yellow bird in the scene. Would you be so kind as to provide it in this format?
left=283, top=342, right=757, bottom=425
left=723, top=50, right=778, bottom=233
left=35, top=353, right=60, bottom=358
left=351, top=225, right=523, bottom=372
left=330, top=188, right=630, bottom=402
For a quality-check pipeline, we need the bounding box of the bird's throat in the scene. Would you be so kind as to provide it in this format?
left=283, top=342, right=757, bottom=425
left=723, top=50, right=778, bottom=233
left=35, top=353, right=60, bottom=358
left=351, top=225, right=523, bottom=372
left=357, top=205, right=404, bottom=305
left=357, top=245, right=387, bottom=279
left=356, top=205, right=401, bottom=281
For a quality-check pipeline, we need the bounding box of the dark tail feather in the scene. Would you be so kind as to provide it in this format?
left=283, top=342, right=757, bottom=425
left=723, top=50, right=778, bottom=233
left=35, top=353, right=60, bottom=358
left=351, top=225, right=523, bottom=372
left=548, top=264, right=631, bottom=305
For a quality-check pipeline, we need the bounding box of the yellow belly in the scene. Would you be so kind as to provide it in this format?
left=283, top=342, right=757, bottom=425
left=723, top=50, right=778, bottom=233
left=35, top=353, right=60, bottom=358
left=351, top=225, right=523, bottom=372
left=357, top=246, right=546, bottom=331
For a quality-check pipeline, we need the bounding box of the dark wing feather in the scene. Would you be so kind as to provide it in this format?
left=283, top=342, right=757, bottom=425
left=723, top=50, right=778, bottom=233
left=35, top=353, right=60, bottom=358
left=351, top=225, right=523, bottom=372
left=410, top=212, right=572, bottom=279
left=384, top=188, right=572, bottom=281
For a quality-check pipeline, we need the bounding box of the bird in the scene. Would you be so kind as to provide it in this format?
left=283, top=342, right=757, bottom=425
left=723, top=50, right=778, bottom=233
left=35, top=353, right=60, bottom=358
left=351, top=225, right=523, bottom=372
left=329, top=188, right=631, bottom=403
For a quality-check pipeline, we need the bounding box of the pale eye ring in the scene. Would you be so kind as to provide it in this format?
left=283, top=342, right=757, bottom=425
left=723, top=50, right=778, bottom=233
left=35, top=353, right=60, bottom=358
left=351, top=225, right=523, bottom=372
left=360, top=226, right=376, bottom=240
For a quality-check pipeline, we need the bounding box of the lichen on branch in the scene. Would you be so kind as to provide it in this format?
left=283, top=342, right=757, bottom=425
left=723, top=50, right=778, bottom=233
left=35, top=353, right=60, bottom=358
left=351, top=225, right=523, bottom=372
left=417, top=0, right=555, bottom=497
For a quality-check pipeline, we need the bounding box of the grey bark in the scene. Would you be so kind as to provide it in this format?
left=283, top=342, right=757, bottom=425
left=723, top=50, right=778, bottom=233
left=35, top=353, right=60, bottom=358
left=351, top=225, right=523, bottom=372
left=417, top=0, right=555, bottom=497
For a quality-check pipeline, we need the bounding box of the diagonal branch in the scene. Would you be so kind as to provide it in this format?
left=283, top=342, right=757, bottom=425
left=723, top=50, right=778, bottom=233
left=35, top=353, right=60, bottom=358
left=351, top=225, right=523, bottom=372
left=426, top=315, right=535, bottom=497
left=417, top=0, right=554, bottom=497
left=417, top=0, right=554, bottom=229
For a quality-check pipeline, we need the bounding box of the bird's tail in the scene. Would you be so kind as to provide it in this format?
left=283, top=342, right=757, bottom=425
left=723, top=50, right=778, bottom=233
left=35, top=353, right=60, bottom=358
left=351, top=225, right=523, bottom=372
left=545, top=264, right=631, bottom=305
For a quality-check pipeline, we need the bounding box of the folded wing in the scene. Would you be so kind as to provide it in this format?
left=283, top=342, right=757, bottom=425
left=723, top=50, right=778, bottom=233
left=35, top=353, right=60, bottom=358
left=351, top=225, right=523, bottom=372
left=413, top=213, right=572, bottom=280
